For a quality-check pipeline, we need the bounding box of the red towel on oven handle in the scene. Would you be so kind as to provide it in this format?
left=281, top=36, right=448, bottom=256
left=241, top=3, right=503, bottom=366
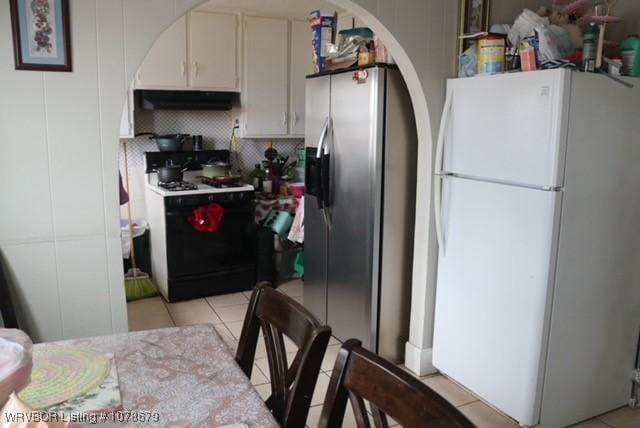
left=188, top=203, right=225, bottom=233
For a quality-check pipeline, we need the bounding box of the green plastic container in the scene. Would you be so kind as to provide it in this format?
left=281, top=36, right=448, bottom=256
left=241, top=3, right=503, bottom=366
left=621, top=36, right=640, bottom=77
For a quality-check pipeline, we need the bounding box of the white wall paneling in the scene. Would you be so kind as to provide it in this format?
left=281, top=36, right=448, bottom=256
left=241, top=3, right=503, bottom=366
left=1, top=243, right=62, bottom=342
left=0, top=0, right=459, bottom=359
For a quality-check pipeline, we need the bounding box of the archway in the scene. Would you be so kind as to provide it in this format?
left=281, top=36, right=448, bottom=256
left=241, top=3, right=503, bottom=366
left=120, top=0, right=439, bottom=376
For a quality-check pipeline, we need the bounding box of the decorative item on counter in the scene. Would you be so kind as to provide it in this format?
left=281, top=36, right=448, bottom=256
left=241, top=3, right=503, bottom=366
left=309, top=10, right=337, bottom=73
left=621, top=36, right=640, bottom=76
left=477, top=35, right=506, bottom=74
left=583, top=22, right=599, bottom=71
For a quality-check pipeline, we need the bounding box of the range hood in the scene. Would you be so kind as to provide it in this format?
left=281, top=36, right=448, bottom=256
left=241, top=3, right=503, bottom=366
left=136, top=90, right=236, bottom=111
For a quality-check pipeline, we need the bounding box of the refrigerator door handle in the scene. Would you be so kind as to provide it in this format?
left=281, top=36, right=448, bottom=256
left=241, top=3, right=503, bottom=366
left=434, top=89, right=453, bottom=252
left=316, top=117, right=331, bottom=158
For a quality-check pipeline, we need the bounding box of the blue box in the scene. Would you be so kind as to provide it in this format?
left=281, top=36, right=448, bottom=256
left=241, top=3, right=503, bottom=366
left=309, top=10, right=336, bottom=73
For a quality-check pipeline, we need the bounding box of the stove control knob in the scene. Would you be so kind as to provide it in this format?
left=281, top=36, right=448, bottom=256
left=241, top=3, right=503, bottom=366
left=228, top=193, right=235, bottom=201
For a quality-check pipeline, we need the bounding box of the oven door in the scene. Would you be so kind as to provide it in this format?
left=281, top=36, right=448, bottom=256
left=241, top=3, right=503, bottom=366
left=165, top=199, right=256, bottom=279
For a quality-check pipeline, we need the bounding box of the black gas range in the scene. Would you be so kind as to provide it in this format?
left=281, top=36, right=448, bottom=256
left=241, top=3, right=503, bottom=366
left=144, top=150, right=257, bottom=302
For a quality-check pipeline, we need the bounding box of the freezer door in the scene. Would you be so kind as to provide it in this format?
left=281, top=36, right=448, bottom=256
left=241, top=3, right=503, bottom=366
left=326, top=68, right=385, bottom=350
left=432, top=176, right=561, bottom=426
left=303, top=75, right=331, bottom=324
left=443, top=70, right=571, bottom=188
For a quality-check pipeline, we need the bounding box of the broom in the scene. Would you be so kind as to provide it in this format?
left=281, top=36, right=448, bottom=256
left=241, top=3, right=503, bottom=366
left=122, top=141, right=158, bottom=301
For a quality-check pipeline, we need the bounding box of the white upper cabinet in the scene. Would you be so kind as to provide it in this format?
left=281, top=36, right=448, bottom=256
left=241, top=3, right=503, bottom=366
left=243, top=16, right=289, bottom=137
left=136, top=16, right=188, bottom=89
left=189, top=12, right=239, bottom=91
left=289, top=20, right=313, bottom=137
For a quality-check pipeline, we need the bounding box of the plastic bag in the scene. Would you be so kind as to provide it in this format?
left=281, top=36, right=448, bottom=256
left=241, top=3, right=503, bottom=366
left=458, top=45, right=478, bottom=78
left=509, top=9, right=548, bottom=47
left=509, top=9, right=572, bottom=62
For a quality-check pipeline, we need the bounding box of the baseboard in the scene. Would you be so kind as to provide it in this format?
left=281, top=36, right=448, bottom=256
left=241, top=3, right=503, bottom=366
left=404, top=341, right=438, bottom=377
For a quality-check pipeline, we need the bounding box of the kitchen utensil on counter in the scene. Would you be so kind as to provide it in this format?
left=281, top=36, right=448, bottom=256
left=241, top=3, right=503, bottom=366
left=122, top=141, right=158, bottom=301
left=198, top=175, right=243, bottom=187
left=157, top=159, right=191, bottom=183
left=202, top=161, right=231, bottom=178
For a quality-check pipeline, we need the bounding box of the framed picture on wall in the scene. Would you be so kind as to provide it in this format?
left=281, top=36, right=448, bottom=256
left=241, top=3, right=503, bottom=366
left=9, top=0, right=72, bottom=72
left=458, top=0, right=491, bottom=55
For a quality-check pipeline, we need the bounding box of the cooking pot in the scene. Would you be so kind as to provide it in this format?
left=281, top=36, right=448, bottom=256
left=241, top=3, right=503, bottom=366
left=202, top=161, right=231, bottom=178
left=157, top=160, right=190, bottom=183
left=149, top=134, right=191, bottom=152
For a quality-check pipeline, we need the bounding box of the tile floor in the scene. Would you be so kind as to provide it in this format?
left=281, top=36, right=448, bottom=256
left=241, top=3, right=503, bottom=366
left=127, top=279, right=639, bottom=428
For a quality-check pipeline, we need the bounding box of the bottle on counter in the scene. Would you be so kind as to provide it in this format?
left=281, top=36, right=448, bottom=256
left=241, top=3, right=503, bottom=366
left=621, top=36, right=640, bottom=77
left=249, top=164, right=266, bottom=192
left=583, top=23, right=599, bottom=72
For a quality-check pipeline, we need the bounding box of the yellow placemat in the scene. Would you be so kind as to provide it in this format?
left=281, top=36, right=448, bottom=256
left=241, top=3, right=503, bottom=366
left=18, top=347, right=110, bottom=410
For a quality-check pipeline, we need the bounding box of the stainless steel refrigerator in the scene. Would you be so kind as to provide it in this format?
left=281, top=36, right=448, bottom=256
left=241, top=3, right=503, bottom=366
left=304, top=65, right=417, bottom=362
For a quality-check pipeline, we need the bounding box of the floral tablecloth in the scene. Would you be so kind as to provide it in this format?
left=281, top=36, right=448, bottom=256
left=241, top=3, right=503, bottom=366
left=33, top=324, right=277, bottom=428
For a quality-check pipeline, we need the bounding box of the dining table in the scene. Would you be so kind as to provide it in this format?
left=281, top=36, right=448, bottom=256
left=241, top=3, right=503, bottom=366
left=32, top=324, right=279, bottom=427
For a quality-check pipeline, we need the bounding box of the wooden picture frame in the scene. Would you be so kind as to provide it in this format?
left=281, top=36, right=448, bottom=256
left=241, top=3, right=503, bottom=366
left=458, top=0, right=491, bottom=55
left=10, top=0, right=72, bottom=72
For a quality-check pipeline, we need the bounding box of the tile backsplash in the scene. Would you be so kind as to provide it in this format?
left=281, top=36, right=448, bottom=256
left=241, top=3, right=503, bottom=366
left=119, top=109, right=303, bottom=220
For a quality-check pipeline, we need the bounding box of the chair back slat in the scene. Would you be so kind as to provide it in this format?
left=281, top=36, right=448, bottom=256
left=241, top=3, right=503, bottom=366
left=320, top=339, right=476, bottom=428
left=236, top=283, right=331, bottom=428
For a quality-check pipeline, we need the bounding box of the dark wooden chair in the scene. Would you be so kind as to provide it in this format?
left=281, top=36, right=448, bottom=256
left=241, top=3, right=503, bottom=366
left=236, top=282, right=332, bottom=427
left=0, top=254, right=19, bottom=329
left=319, top=339, right=476, bottom=428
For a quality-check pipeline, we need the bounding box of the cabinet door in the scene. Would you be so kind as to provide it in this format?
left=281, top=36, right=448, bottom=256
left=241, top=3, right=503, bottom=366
left=189, top=12, right=239, bottom=91
left=135, top=16, right=187, bottom=89
left=289, top=20, right=313, bottom=136
left=243, top=16, right=288, bottom=137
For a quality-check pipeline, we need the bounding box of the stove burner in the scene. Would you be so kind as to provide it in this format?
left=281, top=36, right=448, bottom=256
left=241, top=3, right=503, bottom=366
left=200, top=176, right=244, bottom=188
left=158, top=181, right=198, bottom=192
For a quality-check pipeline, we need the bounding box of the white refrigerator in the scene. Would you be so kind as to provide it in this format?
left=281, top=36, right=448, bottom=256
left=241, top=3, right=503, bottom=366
left=432, top=69, right=640, bottom=427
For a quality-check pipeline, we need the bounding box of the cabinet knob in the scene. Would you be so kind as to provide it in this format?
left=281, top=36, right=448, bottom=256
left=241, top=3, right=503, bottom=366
left=292, top=112, right=298, bottom=127
left=181, top=61, right=186, bottom=77
left=193, top=61, right=199, bottom=77
left=282, top=112, right=287, bottom=127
